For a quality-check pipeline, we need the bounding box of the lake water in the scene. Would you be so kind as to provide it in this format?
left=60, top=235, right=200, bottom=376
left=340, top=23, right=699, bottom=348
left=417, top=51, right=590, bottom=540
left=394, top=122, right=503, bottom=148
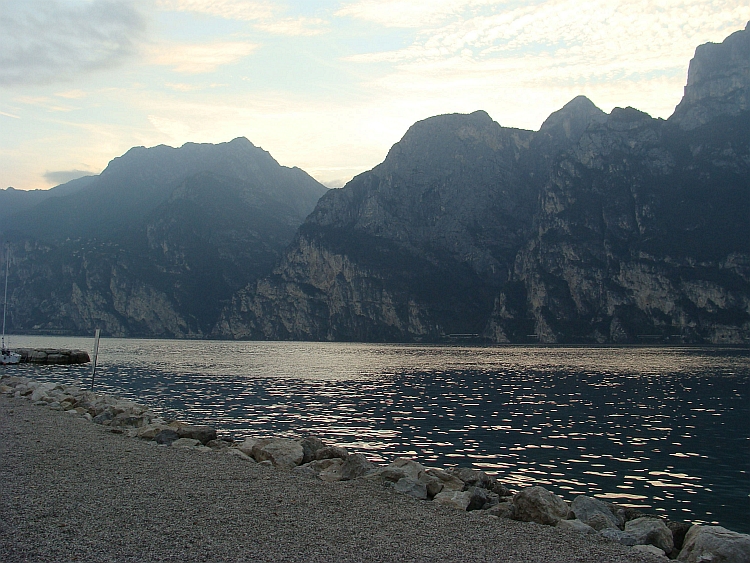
left=3, top=335, right=749, bottom=534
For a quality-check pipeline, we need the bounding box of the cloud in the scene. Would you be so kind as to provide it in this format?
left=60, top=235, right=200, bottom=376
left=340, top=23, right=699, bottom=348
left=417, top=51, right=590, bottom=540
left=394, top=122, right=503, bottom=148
left=254, top=17, right=328, bottom=36
left=55, top=90, right=88, bottom=99
left=336, top=0, right=493, bottom=28
left=43, top=169, right=95, bottom=185
left=0, top=0, right=146, bottom=87
left=149, top=41, right=258, bottom=73
left=157, top=0, right=275, bottom=21
left=158, top=0, right=328, bottom=36
left=341, top=0, right=750, bottom=123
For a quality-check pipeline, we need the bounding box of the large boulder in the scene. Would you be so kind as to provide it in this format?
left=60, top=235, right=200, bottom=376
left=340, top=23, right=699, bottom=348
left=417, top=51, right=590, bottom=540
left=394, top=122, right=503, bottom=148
left=395, top=478, right=428, bottom=500
left=155, top=429, right=180, bottom=445
left=678, top=525, right=750, bottom=563
left=446, top=467, right=510, bottom=495
left=366, top=458, right=426, bottom=486
left=238, top=437, right=267, bottom=457
left=314, top=445, right=349, bottom=461
left=570, top=495, right=622, bottom=531
left=512, top=486, right=570, bottom=525
left=339, top=454, right=376, bottom=480
left=600, top=528, right=638, bottom=546
left=557, top=519, right=598, bottom=535
left=487, top=501, right=514, bottom=519
left=30, top=382, right=57, bottom=402
left=299, top=436, right=326, bottom=463
left=466, top=486, right=500, bottom=511
left=294, top=458, right=346, bottom=482
left=253, top=439, right=304, bottom=469
left=433, top=490, right=473, bottom=511
left=171, top=438, right=201, bottom=448
left=625, top=517, right=674, bottom=555
left=177, top=425, right=217, bottom=445
left=425, top=468, right=464, bottom=492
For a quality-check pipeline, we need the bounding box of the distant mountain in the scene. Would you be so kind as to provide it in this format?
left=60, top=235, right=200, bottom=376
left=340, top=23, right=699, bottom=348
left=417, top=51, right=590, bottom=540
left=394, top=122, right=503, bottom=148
left=1, top=138, right=328, bottom=337
left=216, top=23, right=750, bottom=344
left=0, top=176, right=94, bottom=217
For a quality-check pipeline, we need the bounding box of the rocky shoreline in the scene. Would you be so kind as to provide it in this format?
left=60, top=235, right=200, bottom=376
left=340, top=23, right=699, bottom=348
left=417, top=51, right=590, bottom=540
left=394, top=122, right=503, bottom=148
left=2, top=374, right=750, bottom=562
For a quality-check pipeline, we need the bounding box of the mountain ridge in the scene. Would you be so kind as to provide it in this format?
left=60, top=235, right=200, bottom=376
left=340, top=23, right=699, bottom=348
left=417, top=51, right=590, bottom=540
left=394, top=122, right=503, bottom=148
left=216, top=23, right=750, bottom=344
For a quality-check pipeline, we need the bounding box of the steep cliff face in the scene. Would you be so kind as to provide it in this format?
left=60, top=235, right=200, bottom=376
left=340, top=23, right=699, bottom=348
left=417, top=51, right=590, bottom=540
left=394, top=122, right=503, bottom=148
left=219, top=24, right=750, bottom=344
left=671, top=22, right=750, bottom=130
left=2, top=139, right=328, bottom=337
left=510, top=107, right=750, bottom=343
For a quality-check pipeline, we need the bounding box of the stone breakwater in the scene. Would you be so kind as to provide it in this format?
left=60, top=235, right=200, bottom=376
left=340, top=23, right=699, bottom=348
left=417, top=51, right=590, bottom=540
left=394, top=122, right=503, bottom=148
left=14, top=348, right=90, bottom=364
left=2, top=375, right=750, bottom=563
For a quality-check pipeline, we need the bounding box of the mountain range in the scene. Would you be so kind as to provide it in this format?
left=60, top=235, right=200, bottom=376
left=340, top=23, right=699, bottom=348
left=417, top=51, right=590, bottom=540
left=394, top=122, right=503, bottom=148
left=2, top=23, right=749, bottom=344
left=1, top=139, right=327, bottom=337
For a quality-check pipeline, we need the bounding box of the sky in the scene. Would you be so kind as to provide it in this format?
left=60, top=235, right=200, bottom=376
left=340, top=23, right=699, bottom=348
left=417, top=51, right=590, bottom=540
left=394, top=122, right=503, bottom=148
left=1, top=1, right=749, bottom=191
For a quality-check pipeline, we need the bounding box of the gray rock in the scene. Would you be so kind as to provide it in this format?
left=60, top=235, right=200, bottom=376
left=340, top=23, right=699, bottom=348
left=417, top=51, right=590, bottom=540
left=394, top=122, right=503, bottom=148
left=253, top=438, right=304, bottom=469
left=678, top=525, right=750, bottom=563
left=599, top=528, right=638, bottom=546
left=395, top=478, right=428, bottom=500
left=486, top=501, right=514, bottom=519
left=171, top=438, right=201, bottom=448
left=294, top=459, right=337, bottom=477
left=314, top=445, right=349, bottom=461
left=433, top=490, right=473, bottom=511
left=154, top=429, right=180, bottom=445
left=92, top=409, right=114, bottom=425
left=318, top=459, right=346, bottom=482
left=512, top=486, right=570, bottom=526
left=339, top=453, right=375, bottom=480
left=625, top=517, right=674, bottom=554
left=299, top=436, right=326, bottom=463
left=110, top=413, right=148, bottom=428
left=206, top=439, right=230, bottom=450
left=226, top=448, right=254, bottom=462
left=466, top=486, right=499, bottom=511
left=137, top=425, right=168, bottom=440
left=418, top=473, right=444, bottom=499
left=366, top=459, right=425, bottom=486
left=177, top=425, right=217, bottom=445
left=238, top=437, right=265, bottom=457
left=557, top=519, right=598, bottom=535
left=632, top=544, right=667, bottom=558
left=570, top=495, right=621, bottom=531
left=387, top=459, right=425, bottom=480
left=30, top=382, right=57, bottom=402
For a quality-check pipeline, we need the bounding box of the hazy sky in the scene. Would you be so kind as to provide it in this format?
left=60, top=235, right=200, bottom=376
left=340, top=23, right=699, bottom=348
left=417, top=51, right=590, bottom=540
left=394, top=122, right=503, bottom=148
left=1, top=1, right=748, bottom=191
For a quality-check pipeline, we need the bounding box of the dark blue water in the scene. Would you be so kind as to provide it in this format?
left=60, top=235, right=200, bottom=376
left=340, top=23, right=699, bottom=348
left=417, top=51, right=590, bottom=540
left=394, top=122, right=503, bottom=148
left=3, top=337, right=749, bottom=534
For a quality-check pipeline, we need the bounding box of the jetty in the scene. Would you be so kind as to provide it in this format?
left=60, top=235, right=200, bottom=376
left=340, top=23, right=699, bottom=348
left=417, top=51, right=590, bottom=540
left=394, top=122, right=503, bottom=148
left=14, top=348, right=90, bottom=364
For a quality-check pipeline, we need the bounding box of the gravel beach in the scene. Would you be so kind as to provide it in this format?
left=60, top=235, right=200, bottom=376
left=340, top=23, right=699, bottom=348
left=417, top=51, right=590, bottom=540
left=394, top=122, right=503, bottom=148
left=0, top=394, right=661, bottom=563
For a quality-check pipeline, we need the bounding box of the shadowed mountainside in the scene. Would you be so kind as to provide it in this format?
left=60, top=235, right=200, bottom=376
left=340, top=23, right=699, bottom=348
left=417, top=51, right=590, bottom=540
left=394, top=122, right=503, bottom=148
left=216, top=24, right=750, bottom=344
left=1, top=138, right=328, bottom=337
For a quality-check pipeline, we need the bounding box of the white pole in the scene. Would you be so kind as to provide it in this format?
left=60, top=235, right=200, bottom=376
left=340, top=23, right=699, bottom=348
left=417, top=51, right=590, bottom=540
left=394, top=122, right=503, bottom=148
left=90, top=329, right=101, bottom=390
left=2, top=249, right=9, bottom=352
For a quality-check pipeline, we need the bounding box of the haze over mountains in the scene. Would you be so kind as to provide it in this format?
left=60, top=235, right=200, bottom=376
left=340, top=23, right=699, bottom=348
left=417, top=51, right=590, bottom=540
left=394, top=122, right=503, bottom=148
left=1, top=139, right=327, bottom=337
left=2, top=23, right=749, bottom=344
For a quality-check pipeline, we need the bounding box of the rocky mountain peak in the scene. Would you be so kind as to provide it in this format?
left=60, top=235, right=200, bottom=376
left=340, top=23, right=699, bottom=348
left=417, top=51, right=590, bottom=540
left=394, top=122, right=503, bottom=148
left=670, top=21, right=750, bottom=129
left=537, top=95, right=606, bottom=142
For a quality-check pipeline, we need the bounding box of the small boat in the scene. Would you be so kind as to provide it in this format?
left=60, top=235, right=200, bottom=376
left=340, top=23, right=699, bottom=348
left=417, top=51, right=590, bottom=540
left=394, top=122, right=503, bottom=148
left=1, top=248, right=21, bottom=365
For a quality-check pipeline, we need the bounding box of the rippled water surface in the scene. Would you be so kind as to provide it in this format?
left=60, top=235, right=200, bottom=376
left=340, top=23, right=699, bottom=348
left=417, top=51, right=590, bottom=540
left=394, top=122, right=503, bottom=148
left=4, top=337, right=749, bottom=533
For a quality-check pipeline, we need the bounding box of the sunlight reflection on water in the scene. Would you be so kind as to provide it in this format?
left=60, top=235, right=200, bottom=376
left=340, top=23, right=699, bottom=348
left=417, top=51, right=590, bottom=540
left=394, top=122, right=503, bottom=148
left=4, top=336, right=749, bottom=534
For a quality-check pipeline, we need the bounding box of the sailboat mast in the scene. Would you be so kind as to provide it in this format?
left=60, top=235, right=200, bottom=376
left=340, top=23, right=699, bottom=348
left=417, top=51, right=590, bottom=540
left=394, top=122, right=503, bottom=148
left=2, top=249, right=9, bottom=351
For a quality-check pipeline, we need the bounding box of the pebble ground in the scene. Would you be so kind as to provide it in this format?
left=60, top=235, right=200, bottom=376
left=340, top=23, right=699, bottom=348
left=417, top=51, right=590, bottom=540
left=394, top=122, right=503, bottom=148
left=0, top=394, right=663, bottom=563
